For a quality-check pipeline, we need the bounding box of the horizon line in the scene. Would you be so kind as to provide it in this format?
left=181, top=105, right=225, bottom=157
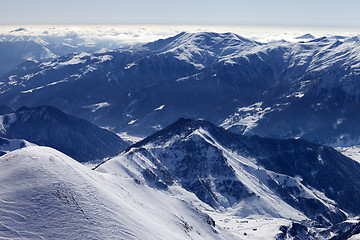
left=0, top=24, right=360, bottom=33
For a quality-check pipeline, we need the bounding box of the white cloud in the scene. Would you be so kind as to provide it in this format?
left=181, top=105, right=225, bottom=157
left=0, top=25, right=359, bottom=47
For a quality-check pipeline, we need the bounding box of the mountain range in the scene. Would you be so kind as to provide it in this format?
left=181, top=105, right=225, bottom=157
left=2, top=31, right=360, bottom=239
left=2, top=119, right=360, bottom=239
left=0, top=28, right=131, bottom=77
left=98, top=119, right=360, bottom=222
left=1, top=32, right=360, bottom=147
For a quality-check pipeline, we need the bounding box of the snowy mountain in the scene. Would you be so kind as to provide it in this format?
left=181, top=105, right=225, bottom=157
left=0, top=32, right=271, bottom=135
left=0, top=41, right=55, bottom=77
left=97, top=118, right=360, bottom=238
left=0, top=26, right=140, bottom=77
left=0, top=26, right=146, bottom=56
left=0, top=105, right=129, bottom=162
left=0, top=146, right=231, bottom=240
left=1, top=32, right=360, bottom=146
left=144, top=32, right=260, bottom=69
left=2, top=119, right=360, bottom=239
left=218, top=36, right=360, bottom=147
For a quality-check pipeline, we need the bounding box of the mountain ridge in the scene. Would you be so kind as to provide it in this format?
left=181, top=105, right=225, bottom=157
left=1, top=32, right=360, bottom=146
left=0, top=105, right=129, bottom=162
left=99, top=118, right=360, bottom=229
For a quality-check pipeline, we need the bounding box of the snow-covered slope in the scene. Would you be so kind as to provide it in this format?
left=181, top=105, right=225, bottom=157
left=0, top=146, right=232, bottom=239
left=337, top=145, right=360, bottom=164
left=144, top=32, right=260, bottom=69
left=2, top=121, right=360, bottom=239
left=0, top=105, right=129, bottom=162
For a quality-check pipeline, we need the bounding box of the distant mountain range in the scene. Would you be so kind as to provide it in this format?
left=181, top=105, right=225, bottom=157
left=0, top=29, right=131, bottom=77
left=1, top=32, right=360, bottom=147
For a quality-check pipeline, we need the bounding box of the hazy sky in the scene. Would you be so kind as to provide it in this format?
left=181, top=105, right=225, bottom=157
left=1, top=0, right=360, bottom=29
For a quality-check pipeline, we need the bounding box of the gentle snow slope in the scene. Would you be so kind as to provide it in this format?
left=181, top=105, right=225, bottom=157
left=0, top=146, right=231, bottom=240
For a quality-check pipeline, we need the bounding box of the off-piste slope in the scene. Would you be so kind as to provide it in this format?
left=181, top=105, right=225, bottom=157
left=0, top=146, right=232, bottom=240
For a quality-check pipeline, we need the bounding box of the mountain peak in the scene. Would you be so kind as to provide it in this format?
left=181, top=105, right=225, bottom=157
left=130, top=118, right=215, bottom=149
left=146, top=31, right=258, bottom=51
left=295, top=33, right=315, bottom=40
left=4, top=105, right=129, bottom=162
left=15, top=105, right=72, bottom=124
left=17, top=104, right=58, bottom=114
left=144, top=32, right=260, bottom=68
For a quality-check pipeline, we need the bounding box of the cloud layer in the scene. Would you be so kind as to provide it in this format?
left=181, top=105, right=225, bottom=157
left=0, top=25, right=359, bottom=48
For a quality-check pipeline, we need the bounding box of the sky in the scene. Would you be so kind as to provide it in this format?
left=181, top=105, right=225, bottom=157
left=1, top=0, right=360, bottom=30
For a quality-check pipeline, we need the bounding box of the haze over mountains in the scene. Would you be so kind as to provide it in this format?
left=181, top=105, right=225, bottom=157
left=2, top=28, right=360, bottom=239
